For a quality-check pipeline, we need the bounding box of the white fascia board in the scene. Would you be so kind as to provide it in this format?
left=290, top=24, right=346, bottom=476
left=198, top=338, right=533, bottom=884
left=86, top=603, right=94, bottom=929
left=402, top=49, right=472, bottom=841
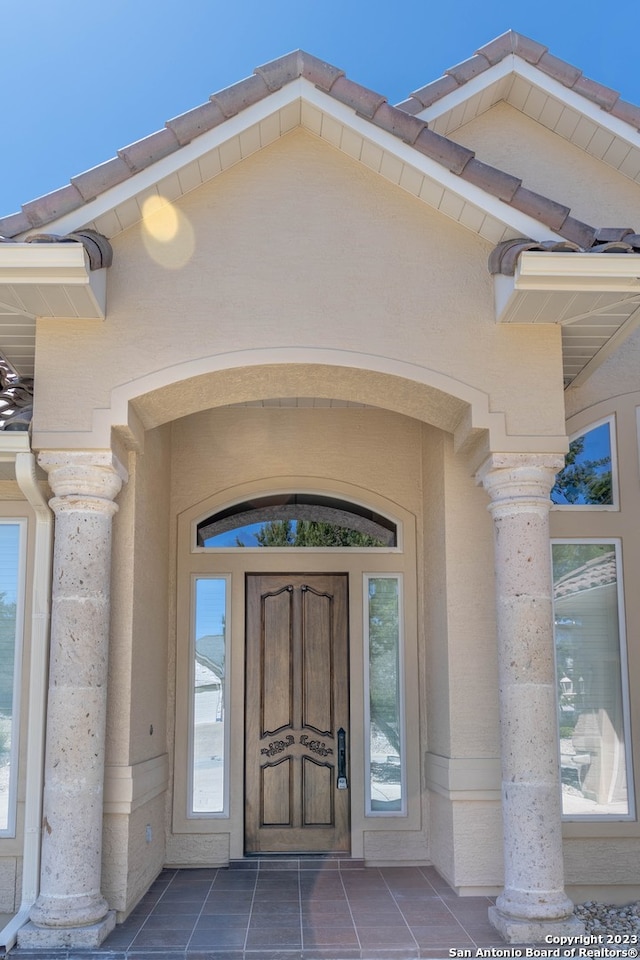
left=0, top=242, right=90, bottom=279
left=24, top=78, right=564, bottom=246
left=420, top=56, right=640, bottom=152
left=416, top=57, right=517, bottom=123
left=515, top=251, right=640, bottom=292
left=0, top=244, right=106, bottom=318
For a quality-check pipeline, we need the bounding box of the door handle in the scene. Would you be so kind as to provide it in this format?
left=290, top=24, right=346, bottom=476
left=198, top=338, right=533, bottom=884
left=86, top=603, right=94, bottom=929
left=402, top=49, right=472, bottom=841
left=337, top=727, right=348, bottom=789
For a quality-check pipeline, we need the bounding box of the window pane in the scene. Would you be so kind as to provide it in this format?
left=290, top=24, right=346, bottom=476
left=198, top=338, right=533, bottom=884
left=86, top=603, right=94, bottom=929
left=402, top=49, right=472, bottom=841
left=552, top=543, right=631, bottom=817
left=192, top=578, right=227, bottom=814
left=0, top=523, right=21, bottom=834
left=551, top=421, right=613, bottom=505
left=197, top=494, right=396, bottom=547
left=367, top=576, right=404, bottom=813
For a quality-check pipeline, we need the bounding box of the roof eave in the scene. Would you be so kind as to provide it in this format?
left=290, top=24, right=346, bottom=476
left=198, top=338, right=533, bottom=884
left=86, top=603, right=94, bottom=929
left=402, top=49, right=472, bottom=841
left=9, top=80, right=566, bottom=250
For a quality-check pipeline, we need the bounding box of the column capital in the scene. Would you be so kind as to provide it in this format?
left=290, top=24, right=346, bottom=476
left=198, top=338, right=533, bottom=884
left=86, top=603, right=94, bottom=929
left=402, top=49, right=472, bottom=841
left=476, top=452, right=565, bottom=514
left=37, top=450, right=127, bottom=503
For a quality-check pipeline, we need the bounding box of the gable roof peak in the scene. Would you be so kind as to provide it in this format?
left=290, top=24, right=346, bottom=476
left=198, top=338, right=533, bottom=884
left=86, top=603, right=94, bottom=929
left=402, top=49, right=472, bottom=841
left=402, top=29, right=640, bottom=133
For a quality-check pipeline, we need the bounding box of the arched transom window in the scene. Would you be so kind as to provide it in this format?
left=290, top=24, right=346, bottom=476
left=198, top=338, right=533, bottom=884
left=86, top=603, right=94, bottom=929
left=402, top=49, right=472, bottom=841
left=196, top=493, right=398, bottom=548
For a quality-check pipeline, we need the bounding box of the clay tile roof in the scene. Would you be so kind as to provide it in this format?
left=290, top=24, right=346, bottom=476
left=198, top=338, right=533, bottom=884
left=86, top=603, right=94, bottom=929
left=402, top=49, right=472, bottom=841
left=401, top=29, right=640, bottom=132
left=554, top=552, right=617, bottom=599
left=2, top=37, right=640, bottom=254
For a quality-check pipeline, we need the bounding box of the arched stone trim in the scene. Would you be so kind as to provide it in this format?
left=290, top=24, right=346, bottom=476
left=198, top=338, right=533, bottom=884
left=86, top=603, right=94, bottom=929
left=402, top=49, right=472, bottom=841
left=61, top=349, right=514, bottom=454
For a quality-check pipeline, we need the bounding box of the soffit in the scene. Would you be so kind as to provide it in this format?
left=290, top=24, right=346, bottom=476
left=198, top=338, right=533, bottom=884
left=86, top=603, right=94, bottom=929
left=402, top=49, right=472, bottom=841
left=404, top=32, right=640, bottom=186
left=0, top=243, right=107, bottom=378
left=420, top=66, right=640, bottom=185
left=495, top=252, right=640, bottom=387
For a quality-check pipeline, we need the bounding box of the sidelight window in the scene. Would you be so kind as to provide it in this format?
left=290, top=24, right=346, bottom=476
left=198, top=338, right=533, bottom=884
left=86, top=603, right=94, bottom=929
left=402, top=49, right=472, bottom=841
left=0, top=520, right=26, bottom=836
left=364, top=574, right=406, bottom=815
left=552, top=541, right=633, bottom=818
left=190, top=576, right=229, bottom=816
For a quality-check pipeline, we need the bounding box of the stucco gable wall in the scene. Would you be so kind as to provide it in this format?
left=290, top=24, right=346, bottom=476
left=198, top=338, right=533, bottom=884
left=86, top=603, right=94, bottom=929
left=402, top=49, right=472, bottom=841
left=449, top=102, right=640, bottom=230
left=32, top=129, right=565, bottom=444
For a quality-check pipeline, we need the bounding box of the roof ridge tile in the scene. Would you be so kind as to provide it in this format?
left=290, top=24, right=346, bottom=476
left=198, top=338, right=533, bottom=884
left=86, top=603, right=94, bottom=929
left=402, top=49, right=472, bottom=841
left=297, top=51, right=344, bottom=91
left=534, top=50, right=582, bottom=89
left=393, top=97, right=425, bottom=116
left=461, top=158, right=521, bottom=202
left=117, top=127, right=181, bottom=174
left=329, top=76, right=386, bottom=119
left=511, top=32, right=548, bottom=65
left=0, top=211, right=33, bottom=238
left=254, top=50, right=305, bottom=91
left=413, top=128, right=474, bottom=175
left=474, top=31, right=517, bottom=66
left=445, top=53, right=492, bottom=86
left=572, top=76, right=620, bottom=111
left=409, top=75, right=459, bottom=110
left=22, top=184, right=85, bottom=229
left=210, top=73, right=271, bottom=119
left=70, top=156, right=133, bottom=201
left=253, top=50, right=344, bottom=93
left=509, top=185, right=570, bottom=232
left=556, top=216, right=597, bottom=249
left=166, top=100, right=227, bottom=146
left=609, top=98, right=640, bottom=131
left=370, top=102, right=426, bottom=144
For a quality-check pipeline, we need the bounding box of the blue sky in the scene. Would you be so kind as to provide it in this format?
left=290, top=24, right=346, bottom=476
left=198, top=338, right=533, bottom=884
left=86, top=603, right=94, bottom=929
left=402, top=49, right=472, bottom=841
left=1, top=1, right=639, bottom=218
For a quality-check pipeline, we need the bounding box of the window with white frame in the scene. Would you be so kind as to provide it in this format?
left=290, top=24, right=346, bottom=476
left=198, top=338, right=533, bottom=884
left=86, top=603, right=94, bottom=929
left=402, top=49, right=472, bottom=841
left=364, top=574, right=406, bottom=815
left=0, top=520, right=25, bottom=836
left=552, top=540, right=633, bottom=818
left=190, top=576, right=229, bottom=816
left=551, top=417, right=617, bottom=508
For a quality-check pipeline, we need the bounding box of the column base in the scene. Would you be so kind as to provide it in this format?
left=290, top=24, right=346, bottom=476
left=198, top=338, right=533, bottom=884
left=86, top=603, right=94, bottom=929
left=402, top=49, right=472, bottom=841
left=489, top=905, right=585, bottom=943
left=17, top=911, right=116, bottom=949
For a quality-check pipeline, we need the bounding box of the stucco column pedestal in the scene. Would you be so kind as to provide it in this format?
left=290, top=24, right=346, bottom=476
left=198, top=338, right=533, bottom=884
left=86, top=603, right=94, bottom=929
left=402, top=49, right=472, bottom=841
left=19, top=452, right=124, bottom=949
left=478, top=454, right=584, bottom=944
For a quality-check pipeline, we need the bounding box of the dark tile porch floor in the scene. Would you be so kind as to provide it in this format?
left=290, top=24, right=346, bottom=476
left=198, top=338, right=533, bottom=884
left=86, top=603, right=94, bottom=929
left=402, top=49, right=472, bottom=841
left=9, top=861, right=526, bottom=960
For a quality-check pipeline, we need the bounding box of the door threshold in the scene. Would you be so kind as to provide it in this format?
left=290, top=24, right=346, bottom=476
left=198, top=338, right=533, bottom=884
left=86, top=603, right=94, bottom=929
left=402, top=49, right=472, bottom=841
left=231, top=855, right=364, bottom=870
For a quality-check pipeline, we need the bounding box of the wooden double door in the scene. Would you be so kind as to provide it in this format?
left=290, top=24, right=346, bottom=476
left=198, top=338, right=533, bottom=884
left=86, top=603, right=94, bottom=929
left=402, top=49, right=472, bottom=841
left=245, top=573, right=350, bottom=853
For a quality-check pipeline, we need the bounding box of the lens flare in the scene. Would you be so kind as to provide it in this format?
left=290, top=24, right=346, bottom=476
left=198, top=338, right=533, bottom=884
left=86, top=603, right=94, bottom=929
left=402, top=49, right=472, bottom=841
left=141, top=195, right=195, bottom=269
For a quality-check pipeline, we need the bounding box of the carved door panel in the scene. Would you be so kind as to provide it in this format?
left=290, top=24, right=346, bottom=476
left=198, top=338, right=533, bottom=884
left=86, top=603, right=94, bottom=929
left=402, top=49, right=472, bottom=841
left=245, top=573, right=350, bottom=853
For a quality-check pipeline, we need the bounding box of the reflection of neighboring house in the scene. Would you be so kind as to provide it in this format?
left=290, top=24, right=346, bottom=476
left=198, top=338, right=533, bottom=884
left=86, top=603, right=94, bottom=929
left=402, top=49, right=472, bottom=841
left=553, top=553, right=627, bottom=808
left=195, top=635, right=224, bottom=722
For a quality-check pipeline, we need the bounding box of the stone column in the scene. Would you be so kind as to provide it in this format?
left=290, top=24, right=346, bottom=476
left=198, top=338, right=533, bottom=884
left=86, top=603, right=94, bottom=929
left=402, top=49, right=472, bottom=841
left=20, top=451, right=125, bottom=949
left=477, top=453, right=584, bottom=943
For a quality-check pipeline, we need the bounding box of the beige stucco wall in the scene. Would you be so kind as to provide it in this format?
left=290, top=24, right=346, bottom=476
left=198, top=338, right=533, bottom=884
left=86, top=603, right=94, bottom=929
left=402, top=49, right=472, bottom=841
left=103, top=425, right=170, bottom=915
left=450, top=102, right=640, bottom=229
left=31, top=129, right=565, bottom=450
